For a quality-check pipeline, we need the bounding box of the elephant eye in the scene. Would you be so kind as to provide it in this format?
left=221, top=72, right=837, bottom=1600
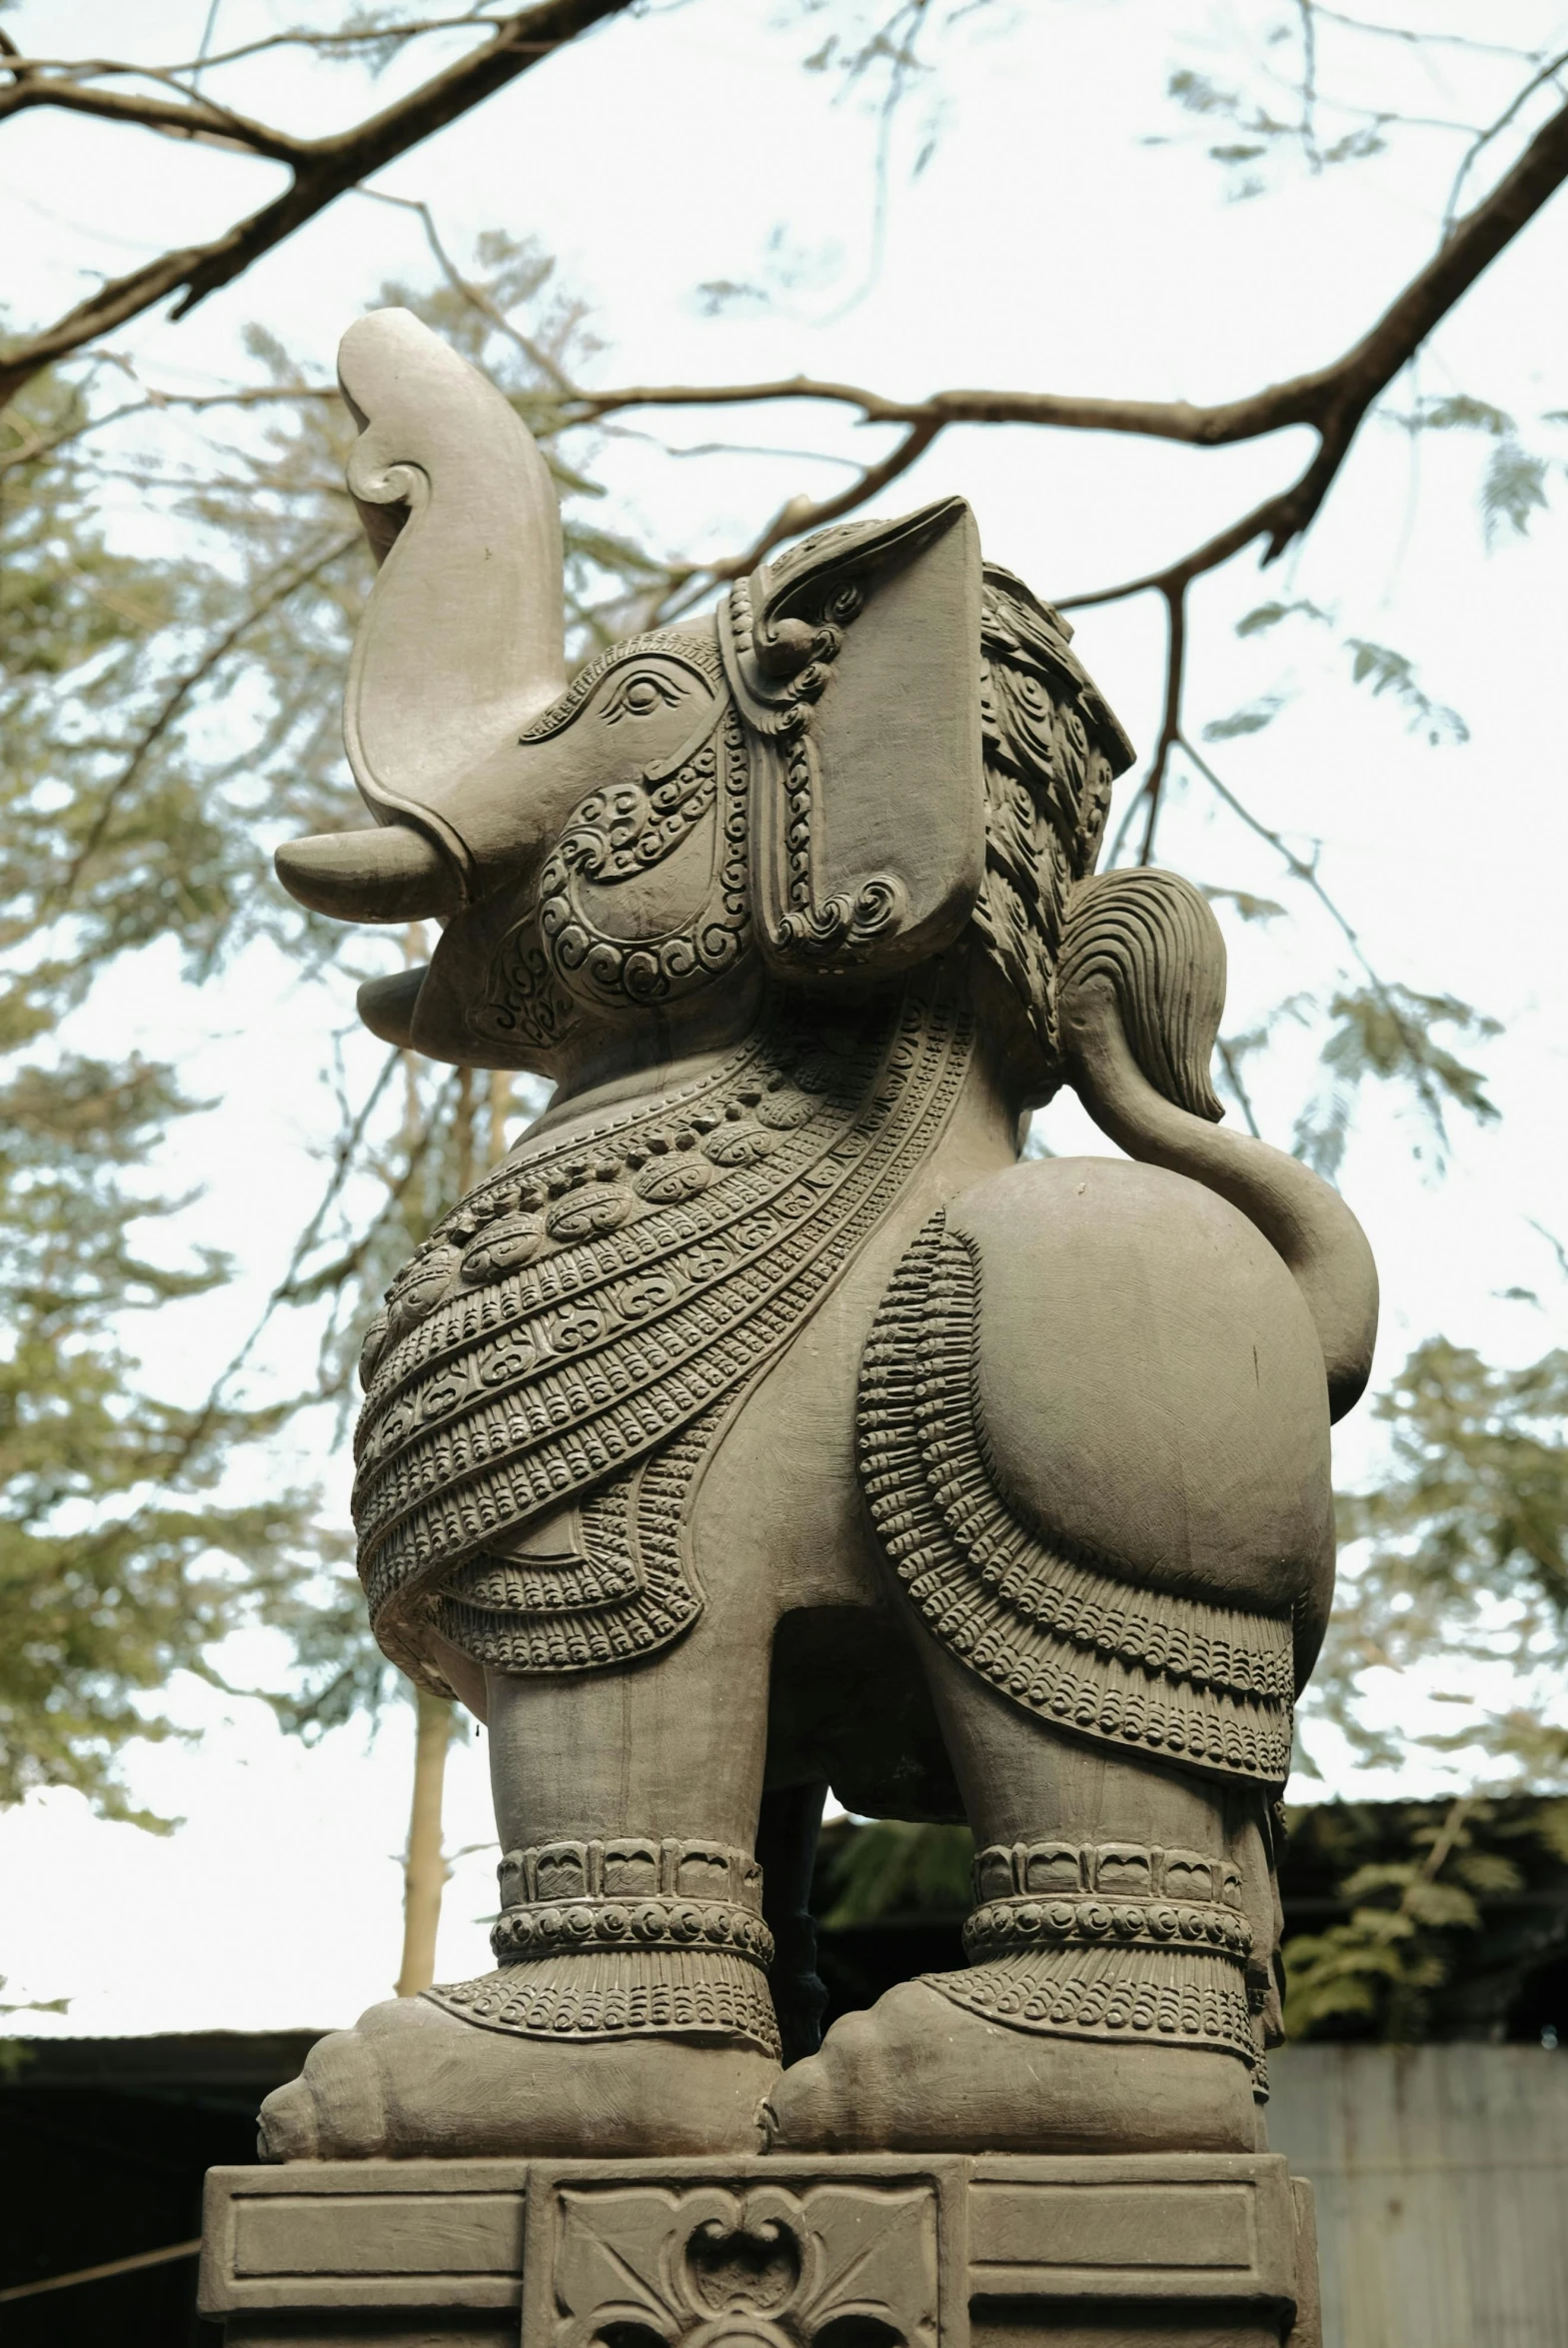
left=602, top=669, right=685, bottom=722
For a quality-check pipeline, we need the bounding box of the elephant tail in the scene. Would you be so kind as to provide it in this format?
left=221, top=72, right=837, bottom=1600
left=1057, top=869, right=1378, bottom=1422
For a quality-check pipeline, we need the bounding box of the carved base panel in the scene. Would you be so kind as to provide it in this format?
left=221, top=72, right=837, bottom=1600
left=200, top=2150, right=1321, bottom=2348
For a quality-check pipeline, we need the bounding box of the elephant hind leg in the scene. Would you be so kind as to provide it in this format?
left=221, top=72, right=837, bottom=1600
left=771, top=1630, right=1270, bottom=2157
left=767, top=1981, right=1258, bottom=2155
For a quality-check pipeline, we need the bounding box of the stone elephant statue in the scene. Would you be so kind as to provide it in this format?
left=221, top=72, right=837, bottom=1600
left=260, top=310, right=1377, bottom=2163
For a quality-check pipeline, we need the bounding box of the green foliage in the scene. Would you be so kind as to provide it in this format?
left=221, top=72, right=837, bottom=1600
left=1397, top=393, right=1561, bottom=547
left=1282, top=1795, right=1568, bottom=2041
left=0, top=239, right=649, bottom=1821
left=817, top=1819, right=973, bottom=1928
left=1292, top=985, right=1500, bottom=1178
left=1202, top=694, right=1284, bottom=740
left=0, top=1044, right=326, bottom=1820
left=1342, top=639, right=1467, bottom=746
left=1235, top=599, right=1330, bottom=637
left=1336, top=1339, right=1568, bottom=1660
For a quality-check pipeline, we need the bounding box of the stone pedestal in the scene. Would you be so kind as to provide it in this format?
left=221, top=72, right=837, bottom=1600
left=199, top=2150, right=1321, bottom=2347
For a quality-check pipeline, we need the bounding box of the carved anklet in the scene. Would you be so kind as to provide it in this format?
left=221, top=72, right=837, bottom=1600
left=924, top=1838, right=1261, bottom=2075
left=424, top=1835, right=781, bottom=2057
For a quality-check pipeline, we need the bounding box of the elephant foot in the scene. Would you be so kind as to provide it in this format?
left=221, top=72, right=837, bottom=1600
left=765, top=1978, right=1261, bottom=2154
left=257, top=1980, right=779, bottom=2160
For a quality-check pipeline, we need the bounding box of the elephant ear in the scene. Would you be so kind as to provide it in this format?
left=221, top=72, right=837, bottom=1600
left=723, top=497, right=984, bottom=982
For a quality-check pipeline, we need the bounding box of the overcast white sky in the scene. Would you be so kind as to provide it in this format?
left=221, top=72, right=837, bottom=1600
left=3, top=0, right=1566, bottom=2038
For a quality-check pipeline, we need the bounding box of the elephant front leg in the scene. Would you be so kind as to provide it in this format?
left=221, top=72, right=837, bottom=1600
left=259, top=1593, right=780, bottom=2160
left=771, top=1631, right=1273, bottom=2155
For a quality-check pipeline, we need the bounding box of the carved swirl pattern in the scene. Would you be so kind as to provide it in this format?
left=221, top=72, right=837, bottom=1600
left=535, top=704, right=752, bottom=1012
left=491, top=1896, right=773, bottom=1964
left=355, top=972, right=975, bottom=1678
left=857, top=1213, right=1295, bottom=1783
left=962, top=1893, right=1251, bottom=1963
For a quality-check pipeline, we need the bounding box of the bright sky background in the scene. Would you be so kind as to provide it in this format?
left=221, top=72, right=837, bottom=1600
left=3, top=0, right=1566, bottom=2038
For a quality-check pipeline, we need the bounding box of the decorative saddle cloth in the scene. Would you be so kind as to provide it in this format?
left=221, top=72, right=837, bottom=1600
left=856, top=1210, right=1297, bottom=1785
left=353, top=971, right=973, bottom=1684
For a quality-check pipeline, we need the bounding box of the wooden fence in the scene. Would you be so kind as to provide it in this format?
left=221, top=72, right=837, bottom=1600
left=1267, top=2044, right=1568, bottom=2347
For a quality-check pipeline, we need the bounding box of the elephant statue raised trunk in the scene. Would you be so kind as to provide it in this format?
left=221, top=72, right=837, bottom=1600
left=262, top=309, right=1377, bottom=2164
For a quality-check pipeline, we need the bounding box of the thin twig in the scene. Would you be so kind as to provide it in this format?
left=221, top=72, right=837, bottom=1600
left=1138, top=584, right=1187, bottom=867
left=1216, top=1040, right=1264, bottom=1139
left=0, top=381, right=337, bottom=478
left=50, top=535, right=358, bottom=907
left=356, top=188, right=581, bottom=395
left=1178, top=732, right=1450, bottom=1136
left=1444, top=47, right=1568, bottom=233
left=0, top=2240, right=200, bottom=2307
left=0, top=1, right=637, bottom=412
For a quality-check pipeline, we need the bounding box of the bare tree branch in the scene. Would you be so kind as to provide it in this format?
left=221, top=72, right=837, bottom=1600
left=0, top=75, right=313, bottom=161
left=50, top=535, right=359, bottom=909
left=358, top=188, right=582, bottom=394
left=1444, top=47, right=1568, bottom=231
left=567, top=93, right=1568, bottom=594
left=0, top=0, right=637, bottom=413
left=1138, top=586, right=1187, bottom=868
left=650, top=419, right=942, bottom=626
left=0, top=381, right=337, bottom=478
left=5, top=16, right=515, bottom=83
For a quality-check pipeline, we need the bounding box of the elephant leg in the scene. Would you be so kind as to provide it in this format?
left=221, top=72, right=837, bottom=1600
left=260, top=1565, right=782, bottom=2161
left=770, top=1626, right=1272, bottom=2155
left=758, top=1780, right=829, bottom=2065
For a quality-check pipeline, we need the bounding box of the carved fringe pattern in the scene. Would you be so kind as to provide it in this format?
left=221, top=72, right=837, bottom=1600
left=425, top=1834, right=779, bottom=2053
left=355, top=973, right=975, bottom=1677
left=432, top=1409, right=722, bottom=1673
left=924, top=1834, right=1259, bottom=2071
left=426, top=1949, right=780, bottom=2053
left=857, top=1214, right=1296, bottom=1783
left=969, top=571, right=1129, bottom=1082
left=1058, top=869, right=1226, bottom=1124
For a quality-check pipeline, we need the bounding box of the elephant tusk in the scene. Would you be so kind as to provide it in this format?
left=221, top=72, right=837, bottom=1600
left=274, top=826, right=461, bottom=924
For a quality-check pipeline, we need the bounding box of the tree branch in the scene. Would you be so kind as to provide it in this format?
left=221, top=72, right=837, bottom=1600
left=50, top=535, right=359, bottom=909
left=0, top=75, right=312, bottom=160
left=567, top=91, right=1568, bottom=596
left=0, top=381, right=337, bottom=478
left=0, top=0, right=636, bottom=412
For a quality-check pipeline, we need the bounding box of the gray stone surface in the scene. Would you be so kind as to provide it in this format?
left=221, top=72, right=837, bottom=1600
left=222, top=303, right=1385, bottom=2322
left=201, top=2149, right=1319, bottom=2346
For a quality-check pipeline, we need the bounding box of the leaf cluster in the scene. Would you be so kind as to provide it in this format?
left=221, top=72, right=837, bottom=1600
left=0, top=239, right=644, bottom=1818
left=1281, top=1793, right=1568, bottom=2041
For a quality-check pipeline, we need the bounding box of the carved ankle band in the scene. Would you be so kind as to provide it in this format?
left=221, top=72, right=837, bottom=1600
left=497, top=1834, right=764, bottom=1914
left=492, top=1897, right=773, bottom=1965
left=432, top=1835, right=781, bottom=2055
left=963, top=1839, right=1251, bottom=1964
left=924, top=1838, right=1260, bottom=2074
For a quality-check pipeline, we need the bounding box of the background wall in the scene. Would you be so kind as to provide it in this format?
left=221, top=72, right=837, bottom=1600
left=1269, top=2045, right=1568, bottom=2348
